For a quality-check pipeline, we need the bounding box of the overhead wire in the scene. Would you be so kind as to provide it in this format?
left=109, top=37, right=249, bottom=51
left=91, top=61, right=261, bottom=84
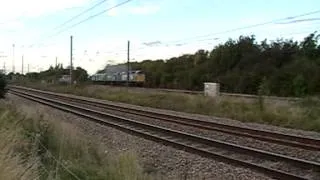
left=24, top=6, right=320, bottom=71
left=26, top=22, right=320, bottom=66
left=103, top=13, right=320, bottom=56
left=101, top=26, right=320, bottom=61
left=54, top=0, right=108, bottom=30
left=49, top=0, right=133, bottom=38
left=28, top=0, right=132, bottom=48
left=162, top=9, right=320, bottom=44
left=274, top=18, right=320, bottom=24
left=34, top=3, right=319, bottom=54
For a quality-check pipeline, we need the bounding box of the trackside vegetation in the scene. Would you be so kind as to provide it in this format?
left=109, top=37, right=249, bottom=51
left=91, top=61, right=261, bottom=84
left=0, top=103, right=153, bottom=180
left=10, top=33, right=320, bottom=98
left=0, top=73, right=7, bottom=98
left=12, top=83, right=320, bottom=132
left=6, top=33, right=320, bottom=132
left=127, top=33, right=320, bottom=97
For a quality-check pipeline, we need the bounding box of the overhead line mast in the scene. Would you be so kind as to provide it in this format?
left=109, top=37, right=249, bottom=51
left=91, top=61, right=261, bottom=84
left=70, top=36, right=73, bottom=85
left=12, top=44, right=15, bottom=73
left=28, top=0, right=132, bottom=47
left=21, top=55, right=24, bottom=74
left=127, top=40, right=130, bottom=87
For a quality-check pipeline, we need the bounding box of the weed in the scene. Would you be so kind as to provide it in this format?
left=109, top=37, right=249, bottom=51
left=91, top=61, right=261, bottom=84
left=0, top=101, right=154, bottom=180
left=17, top=82, right=320, bottom=132
left=0, top=107, right=39, bottom=180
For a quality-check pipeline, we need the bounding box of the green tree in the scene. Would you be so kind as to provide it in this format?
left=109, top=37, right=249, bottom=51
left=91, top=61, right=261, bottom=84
left=292, top=74, right=307, bottom=97
left=92, top=32, right=320, bottom=97
left=73, top=67, right=88, bottom=82
left=0, top=73, right=7, bottom=98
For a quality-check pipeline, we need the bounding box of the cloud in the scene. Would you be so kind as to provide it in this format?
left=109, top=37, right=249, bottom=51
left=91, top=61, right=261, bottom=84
left=0, top=20, right=24, bottom=30
left=129, top=4, right=160, bottom=15
left=0, top=0, right=91, bottom=20
left=143, top=41, right=161, bottom=47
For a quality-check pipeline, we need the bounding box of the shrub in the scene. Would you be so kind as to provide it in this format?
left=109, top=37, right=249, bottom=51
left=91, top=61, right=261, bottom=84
left=0, top=73, right=7, bottom=98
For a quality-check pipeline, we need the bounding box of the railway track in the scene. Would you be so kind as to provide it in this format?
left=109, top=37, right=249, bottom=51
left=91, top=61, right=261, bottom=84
left=9, top=86, right=320, bottom=151
left=90, top=84, right=301, bottom=101
left=9, top=87, right=320, bottom=180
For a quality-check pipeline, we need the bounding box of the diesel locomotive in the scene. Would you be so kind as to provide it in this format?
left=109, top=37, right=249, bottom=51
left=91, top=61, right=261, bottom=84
left=90, top=64, right=145, bottom=86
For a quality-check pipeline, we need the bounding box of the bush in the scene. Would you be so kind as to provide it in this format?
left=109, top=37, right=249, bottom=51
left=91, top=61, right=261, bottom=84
left=20, top=83, right=320, bottom=132
left=0, top=73, right=7, bottom=98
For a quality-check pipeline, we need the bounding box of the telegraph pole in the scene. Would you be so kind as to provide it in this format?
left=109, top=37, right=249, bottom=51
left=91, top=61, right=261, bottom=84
left=55, top=57, right=58, bottom=68
left=0, top=55, right=6, bottom=74
left=70, top=36, right=73, bottom=85
left=12, top=44, right=15, bottom=73
left=127, top=40, right=130, bottom=87
left=21, top=55, right=24, bottom=74
left=28, top=64, right=29, bottom=73
left=3, top=61, right=5, bottom=74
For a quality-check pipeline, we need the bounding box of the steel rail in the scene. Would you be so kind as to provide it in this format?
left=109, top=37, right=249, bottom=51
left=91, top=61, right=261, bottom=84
left=10, top=90, right=320, bottom=180
left=9, top=85, right=320, bottom=151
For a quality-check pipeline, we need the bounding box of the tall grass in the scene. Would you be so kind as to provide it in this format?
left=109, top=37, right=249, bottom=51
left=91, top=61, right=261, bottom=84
left=0, top=107, right=39, bottom=180
left=0, top=101, right=154, bottom=180
left=16, top=82, right=320, bottom=132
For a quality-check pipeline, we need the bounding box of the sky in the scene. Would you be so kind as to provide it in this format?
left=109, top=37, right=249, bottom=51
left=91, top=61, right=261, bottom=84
left=0, top=0, right=320, bottom=75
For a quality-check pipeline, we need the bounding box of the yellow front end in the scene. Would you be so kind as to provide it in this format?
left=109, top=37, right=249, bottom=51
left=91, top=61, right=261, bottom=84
left=135, top=74, right=145, bottom=83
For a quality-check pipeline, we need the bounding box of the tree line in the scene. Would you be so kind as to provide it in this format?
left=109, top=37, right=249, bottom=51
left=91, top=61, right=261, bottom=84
left=7, top=64, right=89, bottom=84
left=7, top=32, right=320, bottom=97
left=125, top=33, right=320, bottom=97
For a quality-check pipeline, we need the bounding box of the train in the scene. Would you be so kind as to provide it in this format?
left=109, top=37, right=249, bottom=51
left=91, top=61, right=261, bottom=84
left=90, top=64, right=145, bottom=86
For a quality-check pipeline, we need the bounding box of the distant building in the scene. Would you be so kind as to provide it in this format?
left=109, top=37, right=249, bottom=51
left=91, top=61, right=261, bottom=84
left=58, top=75, right=71, bottom=84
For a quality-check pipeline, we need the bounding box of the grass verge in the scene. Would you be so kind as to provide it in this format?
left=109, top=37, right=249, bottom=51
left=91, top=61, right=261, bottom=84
left=0, top=107, right=38, bottom=180
left=13, top=82, right=320, bottom=132
left=0, top=100, right=153, bottom=180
